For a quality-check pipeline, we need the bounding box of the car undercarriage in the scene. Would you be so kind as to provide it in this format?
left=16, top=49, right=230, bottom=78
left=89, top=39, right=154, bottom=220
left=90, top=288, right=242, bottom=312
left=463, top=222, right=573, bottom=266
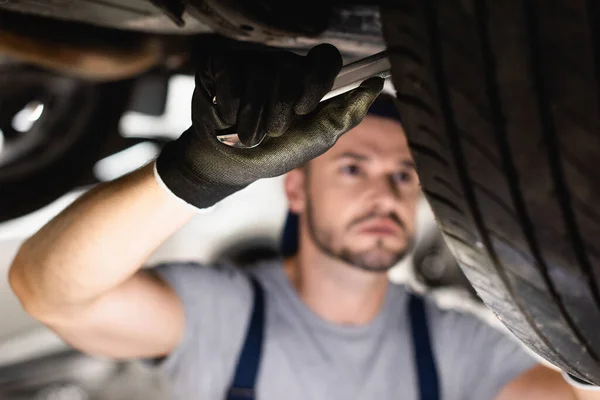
left=3, top=0, right=600, bottom=389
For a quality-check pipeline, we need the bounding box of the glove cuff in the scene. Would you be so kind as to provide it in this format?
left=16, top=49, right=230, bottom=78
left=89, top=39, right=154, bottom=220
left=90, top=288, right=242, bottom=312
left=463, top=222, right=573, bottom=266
left=153, top=161, right=216, bottom=214
left=155, top=139, right=244, bottom=209
left=562, top=370, right=600, bottom=391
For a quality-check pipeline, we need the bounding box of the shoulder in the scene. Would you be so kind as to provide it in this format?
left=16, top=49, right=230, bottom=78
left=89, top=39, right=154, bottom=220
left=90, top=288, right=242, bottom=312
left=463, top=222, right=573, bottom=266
left=143, top=262, right=264, bottom=393
left=150, top=260, right=249, bottom=288
left=244, top=259, right=287, bottom=287
left=148, top=259, right=285, bottom=303
left=147, top=261, right=255, bottom=315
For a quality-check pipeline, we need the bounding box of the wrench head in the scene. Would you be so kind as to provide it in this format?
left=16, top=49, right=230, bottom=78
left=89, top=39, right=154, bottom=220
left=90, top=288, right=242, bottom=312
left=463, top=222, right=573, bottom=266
left=216, top=133, right=263, bottom=149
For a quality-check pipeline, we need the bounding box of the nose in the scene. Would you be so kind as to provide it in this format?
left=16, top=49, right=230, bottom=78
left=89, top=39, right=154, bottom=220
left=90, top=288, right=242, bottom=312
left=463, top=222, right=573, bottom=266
left=368, top=174, right=401, bottom=211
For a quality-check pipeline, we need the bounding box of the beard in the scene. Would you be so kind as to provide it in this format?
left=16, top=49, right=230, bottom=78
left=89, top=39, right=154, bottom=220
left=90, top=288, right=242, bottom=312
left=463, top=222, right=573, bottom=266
left=305, top=198, right=413, bottom=273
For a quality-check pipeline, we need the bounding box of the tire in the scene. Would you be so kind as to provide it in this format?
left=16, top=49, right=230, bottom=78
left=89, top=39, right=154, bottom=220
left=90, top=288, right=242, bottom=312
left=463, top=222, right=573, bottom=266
left=381, top=0, right=600, bottom=384
left=0, top=66, right=131, bottom=222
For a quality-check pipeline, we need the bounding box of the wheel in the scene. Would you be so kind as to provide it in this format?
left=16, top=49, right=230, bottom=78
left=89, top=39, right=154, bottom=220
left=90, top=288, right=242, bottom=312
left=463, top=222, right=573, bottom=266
left=381, top=0, right=600, bottom=384
left=0, top=66, right=131, bottom=222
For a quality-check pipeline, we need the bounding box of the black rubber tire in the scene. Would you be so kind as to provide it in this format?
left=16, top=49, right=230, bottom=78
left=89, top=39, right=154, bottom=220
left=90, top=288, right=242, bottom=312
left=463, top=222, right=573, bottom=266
left=381, top=0, right=600, bottom=384
left=0, top=67, right=131, bottom=222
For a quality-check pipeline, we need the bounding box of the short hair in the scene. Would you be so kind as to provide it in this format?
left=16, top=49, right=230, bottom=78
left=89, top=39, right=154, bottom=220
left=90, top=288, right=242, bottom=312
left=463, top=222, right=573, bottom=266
left=366, top=92, right=402, bottom=123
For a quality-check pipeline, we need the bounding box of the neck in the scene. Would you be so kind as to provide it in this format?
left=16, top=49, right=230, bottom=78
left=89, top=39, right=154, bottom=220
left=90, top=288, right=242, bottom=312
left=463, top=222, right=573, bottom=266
left=284, top=251, right=389, bottom=326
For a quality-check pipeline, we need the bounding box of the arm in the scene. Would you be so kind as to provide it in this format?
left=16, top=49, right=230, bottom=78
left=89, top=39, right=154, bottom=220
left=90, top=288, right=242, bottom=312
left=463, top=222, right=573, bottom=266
left=9, top=43, right=383, bottom=360
left=496, top=365, right=600, bottom=400
left=9, top=161, right=194, bottom=358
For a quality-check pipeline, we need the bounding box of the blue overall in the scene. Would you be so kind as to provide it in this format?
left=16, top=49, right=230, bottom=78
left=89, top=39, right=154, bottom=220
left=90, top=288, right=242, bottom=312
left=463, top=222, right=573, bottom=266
left=226, top=276, right=440, bottom=400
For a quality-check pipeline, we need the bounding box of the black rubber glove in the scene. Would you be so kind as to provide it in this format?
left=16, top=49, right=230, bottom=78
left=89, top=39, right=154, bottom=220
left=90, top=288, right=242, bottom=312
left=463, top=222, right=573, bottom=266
left=156, top=44, right=384, bottom=209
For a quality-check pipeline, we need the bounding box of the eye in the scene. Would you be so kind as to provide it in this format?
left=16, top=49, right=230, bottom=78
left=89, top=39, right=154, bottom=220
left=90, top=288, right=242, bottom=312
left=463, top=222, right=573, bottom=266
left=392, top=170, right=413, bottom=184
left=341, top=164, right=362, bottom=176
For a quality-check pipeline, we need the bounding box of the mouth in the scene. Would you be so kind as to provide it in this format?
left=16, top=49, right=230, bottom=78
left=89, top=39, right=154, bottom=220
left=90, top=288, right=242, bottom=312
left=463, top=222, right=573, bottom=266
left=356, top=219, right=403, bottom=236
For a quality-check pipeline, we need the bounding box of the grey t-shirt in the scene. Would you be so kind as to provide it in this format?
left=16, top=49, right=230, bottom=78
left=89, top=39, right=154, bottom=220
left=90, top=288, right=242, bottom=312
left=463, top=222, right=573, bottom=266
left=151, top=260, right=536, bottom=400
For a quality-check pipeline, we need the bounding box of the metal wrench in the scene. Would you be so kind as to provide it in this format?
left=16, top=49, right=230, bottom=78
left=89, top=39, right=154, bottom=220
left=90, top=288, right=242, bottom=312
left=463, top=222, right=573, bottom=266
left=215, top=51, right=391, bottom=149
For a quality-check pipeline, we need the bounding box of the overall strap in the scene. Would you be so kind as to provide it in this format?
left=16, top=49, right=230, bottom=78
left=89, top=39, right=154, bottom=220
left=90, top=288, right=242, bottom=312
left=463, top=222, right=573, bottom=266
left=408, top=294, right=440, bottom=400
left=226, top=277, right=265, bottom=400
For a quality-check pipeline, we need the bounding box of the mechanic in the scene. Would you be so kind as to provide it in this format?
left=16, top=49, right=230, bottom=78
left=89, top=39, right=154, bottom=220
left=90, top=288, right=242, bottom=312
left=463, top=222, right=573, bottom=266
left=8, top=44, right=600, bottom=400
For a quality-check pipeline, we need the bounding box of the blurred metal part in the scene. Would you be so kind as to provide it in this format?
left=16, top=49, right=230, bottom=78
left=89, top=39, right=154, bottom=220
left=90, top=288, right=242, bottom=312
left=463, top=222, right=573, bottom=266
left=149, top=0, right=186, bottom=27
left=186, top=2, right=384, bottom=56
left=0, top=72, right=81, bottom=171
left=11, top=101, right=44, bottom=134
left=127, top=73, right=170, bottom=116
left=216, top=133, right=260, bottom=149
left=34, top=383, right=89, bottom=400
left=419, top=252, right=449, bottom=282
left=120, top=74, right=194, bottom=140
left=0, top=2, right=384, bottom=56
left=322, top=51, right=391, bottom=102
left=413, top=226, right=480, bottom=300
left=0, top=351, right=169, bottom=400
left=187, top=0, right=331, bottom=42
left=278, top=5, right=384, bottom=56
left=0, top=1, right=211, bottom=35
left=0, top=67, right=136, bottom=223
left=0, top=351, right=117, bottom=394
left=0, top=29, right=163, bottom=81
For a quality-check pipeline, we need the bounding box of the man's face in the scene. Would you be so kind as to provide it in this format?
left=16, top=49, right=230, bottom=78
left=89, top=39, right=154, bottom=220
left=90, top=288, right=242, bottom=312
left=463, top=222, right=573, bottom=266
left=286, top=114, right=420, bottom=272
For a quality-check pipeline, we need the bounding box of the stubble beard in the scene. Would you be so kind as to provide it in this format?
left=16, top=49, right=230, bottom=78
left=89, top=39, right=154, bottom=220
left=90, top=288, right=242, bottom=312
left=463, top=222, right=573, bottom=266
left=305, top=198, right=413, bottom=273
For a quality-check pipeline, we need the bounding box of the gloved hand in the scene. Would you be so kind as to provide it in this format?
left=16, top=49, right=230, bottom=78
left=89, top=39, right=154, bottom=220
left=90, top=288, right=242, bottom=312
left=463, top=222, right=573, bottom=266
left=155, top=44, right=384, bottom=209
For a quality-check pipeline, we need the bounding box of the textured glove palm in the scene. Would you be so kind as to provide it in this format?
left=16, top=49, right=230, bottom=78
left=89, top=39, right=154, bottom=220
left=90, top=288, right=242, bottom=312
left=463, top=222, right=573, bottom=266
left=156, top=44, right=384, bottom=209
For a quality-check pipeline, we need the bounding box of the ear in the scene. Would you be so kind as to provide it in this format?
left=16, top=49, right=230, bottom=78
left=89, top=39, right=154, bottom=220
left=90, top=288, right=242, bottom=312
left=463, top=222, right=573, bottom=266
left=284, top=167, right=307, bottom=214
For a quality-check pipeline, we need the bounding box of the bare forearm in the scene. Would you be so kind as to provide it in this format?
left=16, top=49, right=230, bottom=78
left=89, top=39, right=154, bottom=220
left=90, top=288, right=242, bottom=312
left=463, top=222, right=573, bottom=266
left=9, top=161, right=195, bottom=313
left=573, top=386, right=600, bottom=400
left=496, top=365, right=600, bottom=400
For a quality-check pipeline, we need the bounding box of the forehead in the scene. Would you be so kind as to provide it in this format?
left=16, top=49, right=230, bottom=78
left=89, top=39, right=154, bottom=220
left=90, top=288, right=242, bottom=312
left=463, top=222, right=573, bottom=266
left=324, top=115, right=411, bottom=161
